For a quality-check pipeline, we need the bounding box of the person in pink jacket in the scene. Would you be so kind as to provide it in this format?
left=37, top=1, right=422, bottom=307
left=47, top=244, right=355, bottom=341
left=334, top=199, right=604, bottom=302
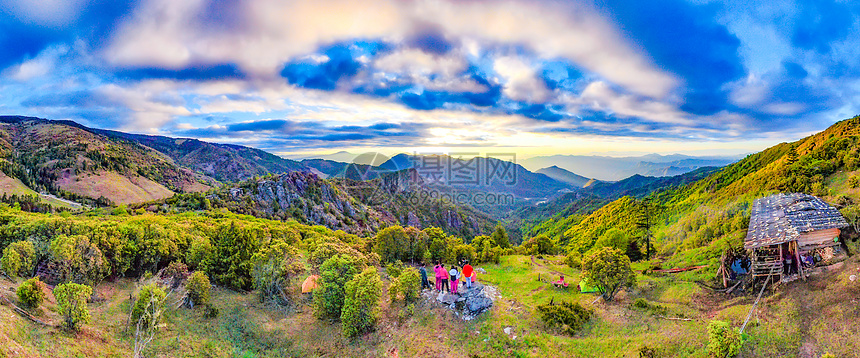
left=433, top=262, right=442, bottom=291
left=439, top=263, right=449, bottom=292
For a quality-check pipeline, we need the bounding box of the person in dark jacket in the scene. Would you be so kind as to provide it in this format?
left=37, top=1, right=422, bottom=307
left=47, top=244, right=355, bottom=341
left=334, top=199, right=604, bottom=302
left=419, top=262, right=431, bottom=289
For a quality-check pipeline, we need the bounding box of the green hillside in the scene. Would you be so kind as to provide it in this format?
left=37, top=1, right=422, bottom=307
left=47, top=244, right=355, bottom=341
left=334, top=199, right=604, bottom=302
left=542, top=115, right=860, bottom=269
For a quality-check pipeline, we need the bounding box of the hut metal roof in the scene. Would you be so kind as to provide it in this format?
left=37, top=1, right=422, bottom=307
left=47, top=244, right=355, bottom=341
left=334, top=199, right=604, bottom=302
left=744, top=193, right=848, bottom=249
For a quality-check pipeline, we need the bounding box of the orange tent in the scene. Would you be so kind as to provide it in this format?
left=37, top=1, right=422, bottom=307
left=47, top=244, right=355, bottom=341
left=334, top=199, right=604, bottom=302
left=302, top=275, right=320, bottom=294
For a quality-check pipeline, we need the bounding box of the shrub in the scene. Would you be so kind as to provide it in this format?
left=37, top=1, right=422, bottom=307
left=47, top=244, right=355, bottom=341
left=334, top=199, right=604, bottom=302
left=631, top=298, right=668, bottom=316
left=132, top=284, right=167, bottom=329
left=581, top=247, right=635, bottom=301
left=185, top=271, right=211, bottom=308
left=313, top=254, right=362, bottom=320
left=535, top=300, right=593, bottom=335
left=1, top=241, right=36, bottom=277
left=389, top=267, right=420, bottom=304
left=54, top=282, right=92, bottom=331
left=707, top=320, right=741, bottom=358
left=17, top=277, right=47, bottom=309
left=251, top=241, right=304, bottom=305
left=341, top=267, right=382, bottom=338
left=202, top=304, right=219, bottom=318
left=385, top=260, right=405, bottom=279
left=565, top=251, right=582, bottom=269
left=161, top=261, right=190, bottom=289
left=309, top=242, right=367, bottom=271
left=50, top=234, right=111, bottom=285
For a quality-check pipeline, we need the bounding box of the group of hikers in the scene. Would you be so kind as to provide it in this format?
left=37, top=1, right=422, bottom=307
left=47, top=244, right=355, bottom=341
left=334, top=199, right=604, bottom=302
left=418, top=260, right=475, bottom=294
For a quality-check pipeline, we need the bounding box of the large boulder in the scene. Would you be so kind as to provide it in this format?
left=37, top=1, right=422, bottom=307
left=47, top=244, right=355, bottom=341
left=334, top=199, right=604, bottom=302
left=430, top=282, right=496, bottom=320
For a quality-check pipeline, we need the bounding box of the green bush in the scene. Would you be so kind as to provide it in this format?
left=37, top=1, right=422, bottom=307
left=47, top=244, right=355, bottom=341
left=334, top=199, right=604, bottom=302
left=54, top=282, right=92, bottom=332
left=631, top=298, right=668, bottom=316
left=707, top=320, right=741, bottom=358
left=1, top=241, right=36, bottom=277
left=565, top=251, right=581, bottom=269
left=385, top=260, right=405, bottom=279
left=208, top=222, right=260, bottom=290
left=50, top=234, right=111, bottom=285
left=374, top=226, right=407, bottom=263
left=185, top=271, right=211, bottom=308
left=162, top=261, right=190, bottom=288
left=535, top=300, right=593, bottom=335
left=581, top=247, right=635, bottom=301
left=309, top=242, right=367, bottom=271
left=17, top=277, right=47, bottom=309
left=389, top=267, right=420, bottom=304
left=341, top=267, right=382, bottom=338
left=131, top=284, right=167, bottom=329
left=313, top=254, right=362, bottom=320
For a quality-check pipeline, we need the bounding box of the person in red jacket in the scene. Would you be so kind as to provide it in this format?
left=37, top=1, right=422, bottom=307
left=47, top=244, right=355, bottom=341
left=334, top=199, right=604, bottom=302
left=462, top=261, right=474, bottom=289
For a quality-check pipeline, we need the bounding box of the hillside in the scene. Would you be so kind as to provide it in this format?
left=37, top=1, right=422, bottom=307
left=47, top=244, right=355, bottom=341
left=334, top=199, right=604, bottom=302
left=139, top=170, right=496, bottom=238
left=0, top=116, right=209, bottom=205
left=96, top=129, right=307, bottom=182
left=535, top=166, right=593, bottom=187
left=542, top=115, right=860, bottom=267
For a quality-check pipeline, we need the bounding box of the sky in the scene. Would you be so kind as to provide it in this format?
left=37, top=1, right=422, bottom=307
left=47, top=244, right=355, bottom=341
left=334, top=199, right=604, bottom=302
left=1, top=0, right=859, bottom=160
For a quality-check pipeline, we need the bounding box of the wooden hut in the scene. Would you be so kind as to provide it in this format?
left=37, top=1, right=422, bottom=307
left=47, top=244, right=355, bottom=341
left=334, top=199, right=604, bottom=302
left=744, top=193, right=847, bottom=280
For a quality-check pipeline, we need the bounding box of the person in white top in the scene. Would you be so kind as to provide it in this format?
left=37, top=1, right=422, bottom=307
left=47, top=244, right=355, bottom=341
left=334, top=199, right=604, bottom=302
left=448, top=266, right=460, bottom=294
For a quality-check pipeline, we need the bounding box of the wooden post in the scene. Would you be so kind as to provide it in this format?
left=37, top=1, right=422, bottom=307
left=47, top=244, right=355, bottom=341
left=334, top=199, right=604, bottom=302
left=778, top=244, right=784, bottom=280
left=795, top=241, right=804, bottom=281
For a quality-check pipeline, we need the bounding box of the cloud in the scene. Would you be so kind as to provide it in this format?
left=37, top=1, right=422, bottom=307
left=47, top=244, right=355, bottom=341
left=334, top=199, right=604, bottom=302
left=493, top=56, right=551, bottom=103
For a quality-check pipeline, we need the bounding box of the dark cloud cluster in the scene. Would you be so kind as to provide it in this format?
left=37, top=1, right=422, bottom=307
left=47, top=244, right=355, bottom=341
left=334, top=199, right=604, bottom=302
left=175, top=119, right=430, bottom=149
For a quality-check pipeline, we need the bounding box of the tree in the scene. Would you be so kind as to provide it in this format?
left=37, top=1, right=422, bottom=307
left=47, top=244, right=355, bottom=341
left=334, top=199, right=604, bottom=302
left=131, top=284, right=167, bottom=329
left=635, top=198, right=660, bottom=260
left=209, top=222, right=260, bottom=290
left=17, top=277, right=47, bottom=309
left=251, top=241, right=305, bottom=305
left=581, top=247, right=635, bottom=301
left=403, top=227, right=427, bottom=264
left=341, top=267, right=382, bottom=338
left=1, top=241, right=36, bottom=277
left=313, top=254, right=362, bottom=320
left=185, top=271, right=211, bottom=308
left=521, top=235, right=556, bottom=255
left=490, top=224, right=511, bottom=249
left=594, top=228, right=629, bottom=251
left=50, top=235, right=111, bottom=285
left=423, top=227, right=449, bottom=262
left=374, top=226, right=408, bottom=263
left=54, top=282, right=92, bottom=332
left=132, top=285, right=167, bottom=358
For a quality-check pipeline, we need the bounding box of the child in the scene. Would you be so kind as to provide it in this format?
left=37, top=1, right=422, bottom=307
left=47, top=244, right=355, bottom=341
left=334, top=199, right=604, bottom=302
left=449, top=265, right=460, bottom=294
left=440, top=263, right=449, bottom=293
left=433, top=262, right=442, bottom=291
left=419, top=262, right=431, bottom=289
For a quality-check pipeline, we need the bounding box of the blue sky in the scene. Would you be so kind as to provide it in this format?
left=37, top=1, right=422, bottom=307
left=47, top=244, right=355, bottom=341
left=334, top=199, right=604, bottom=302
left=1, top=0, right=859, bottom=158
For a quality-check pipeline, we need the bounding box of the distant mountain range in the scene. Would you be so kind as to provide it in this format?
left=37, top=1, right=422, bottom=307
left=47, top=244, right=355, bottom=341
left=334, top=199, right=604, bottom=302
left=521, top=153, right=741, bottom=181
left=535, top=166, right=595, bottom=188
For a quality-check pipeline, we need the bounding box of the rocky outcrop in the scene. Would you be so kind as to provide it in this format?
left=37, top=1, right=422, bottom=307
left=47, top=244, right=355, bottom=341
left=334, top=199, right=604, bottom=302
left=426, top=282, right=498, bottom=320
